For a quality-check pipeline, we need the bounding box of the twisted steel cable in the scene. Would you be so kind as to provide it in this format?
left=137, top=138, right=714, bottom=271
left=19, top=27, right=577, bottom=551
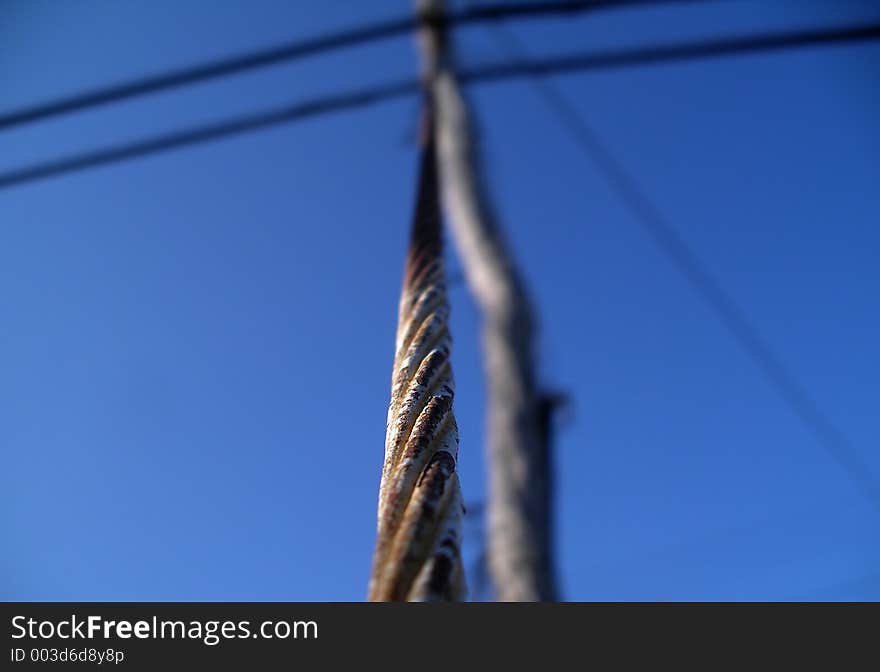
left=368, top=103, right=465, bottom=602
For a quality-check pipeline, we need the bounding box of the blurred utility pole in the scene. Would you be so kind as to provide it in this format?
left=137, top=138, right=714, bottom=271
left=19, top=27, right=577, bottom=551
left=416, top=0, right=558, bottom=601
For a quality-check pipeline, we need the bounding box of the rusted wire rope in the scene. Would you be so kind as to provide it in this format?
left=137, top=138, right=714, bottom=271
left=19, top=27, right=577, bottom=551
left=368, top=102, right=465, bottom=601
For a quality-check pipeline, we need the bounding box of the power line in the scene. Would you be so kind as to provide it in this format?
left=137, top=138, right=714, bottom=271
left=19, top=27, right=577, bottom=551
left=0, top=81, right=417, bottom=189
left=467, top=22, right=880, bottom=82
left=2, top=22, right=878, bottom=191
left=482, top=24, right=880, bottom=512
left=0, top=0, right=707, bottom=131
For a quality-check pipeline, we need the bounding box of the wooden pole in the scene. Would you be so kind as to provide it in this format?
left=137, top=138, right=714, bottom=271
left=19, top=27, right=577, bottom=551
left=416, top=0, right=558, bottom=601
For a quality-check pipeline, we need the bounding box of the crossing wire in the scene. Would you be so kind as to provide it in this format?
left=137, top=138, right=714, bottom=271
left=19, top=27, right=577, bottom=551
left=2, top=21, right=878, bottom=190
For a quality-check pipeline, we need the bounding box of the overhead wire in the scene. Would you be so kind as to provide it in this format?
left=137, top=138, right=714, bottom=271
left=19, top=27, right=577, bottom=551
left=0, top=0, right=711, bottom=131
left=479, top=20, right=880, bottom=512
left=2, top=21, right=878, bottom=190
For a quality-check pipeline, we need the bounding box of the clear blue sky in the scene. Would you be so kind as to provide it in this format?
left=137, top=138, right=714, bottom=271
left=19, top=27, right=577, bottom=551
left=2, top=0, right=878, bottom=601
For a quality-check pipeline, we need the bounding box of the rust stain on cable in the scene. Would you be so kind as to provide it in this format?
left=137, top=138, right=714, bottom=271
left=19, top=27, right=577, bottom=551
left=368, top=101, right=464, bottom=602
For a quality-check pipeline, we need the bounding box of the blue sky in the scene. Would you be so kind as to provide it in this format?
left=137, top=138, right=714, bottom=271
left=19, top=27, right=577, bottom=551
left=2, top=0, right=878, bottom=601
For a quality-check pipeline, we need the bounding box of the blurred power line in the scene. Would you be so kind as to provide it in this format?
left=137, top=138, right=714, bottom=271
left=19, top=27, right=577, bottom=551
left=0, top=81, right=418, bottom=190
left=2, top=21, right=878, bottom=190
left=481, top=23, right=880, bottom=513
left=467, top=22, right=880, bottom=81
left=0, top=0, right=710, bottom=131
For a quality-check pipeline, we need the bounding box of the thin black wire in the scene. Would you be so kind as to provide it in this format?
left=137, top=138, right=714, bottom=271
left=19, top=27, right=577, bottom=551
left=483, top=24, right=880, bottom=512
left=2, top=21, right=878, bottom=191
left=0, top=81, right=418, bottom=189
left=0, top=0, right=707, bottom=131
left=466, top=22, right=880, bottom=82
